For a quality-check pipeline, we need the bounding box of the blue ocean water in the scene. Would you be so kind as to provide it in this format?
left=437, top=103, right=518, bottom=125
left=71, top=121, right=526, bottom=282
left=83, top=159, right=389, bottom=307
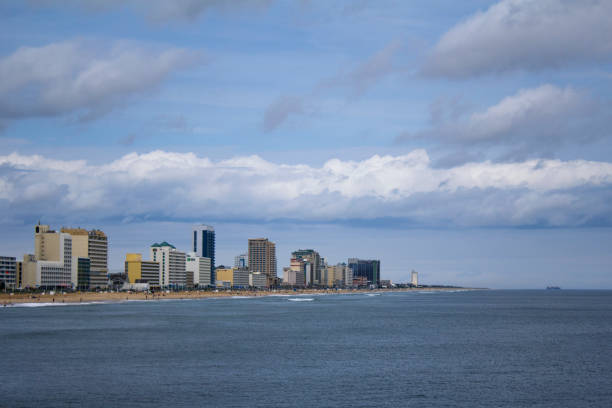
left=1, top=290, right=612, bottom=407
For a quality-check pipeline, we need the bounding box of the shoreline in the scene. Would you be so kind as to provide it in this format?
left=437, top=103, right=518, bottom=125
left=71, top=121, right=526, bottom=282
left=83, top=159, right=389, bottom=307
left=0, top=287, right=482, bottom=306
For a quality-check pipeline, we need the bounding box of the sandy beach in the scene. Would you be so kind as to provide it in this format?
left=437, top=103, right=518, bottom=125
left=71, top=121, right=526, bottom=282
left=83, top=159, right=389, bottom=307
left=0, top=287, right=476, bottom=306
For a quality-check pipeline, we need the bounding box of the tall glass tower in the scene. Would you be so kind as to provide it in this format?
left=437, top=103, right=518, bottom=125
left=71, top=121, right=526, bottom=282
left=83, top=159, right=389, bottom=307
left=347, top=258, right=380, bottom=286
left=193, top=225, right=215, bottom=282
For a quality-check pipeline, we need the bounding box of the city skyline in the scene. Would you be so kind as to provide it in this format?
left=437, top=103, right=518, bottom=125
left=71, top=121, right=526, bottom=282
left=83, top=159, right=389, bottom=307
left=1, top=1, right=611, bottom=288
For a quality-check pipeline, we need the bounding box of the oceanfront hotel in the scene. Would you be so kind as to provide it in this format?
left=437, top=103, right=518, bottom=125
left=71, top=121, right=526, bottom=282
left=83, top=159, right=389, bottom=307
left=0, top=223, right=398, bottom=291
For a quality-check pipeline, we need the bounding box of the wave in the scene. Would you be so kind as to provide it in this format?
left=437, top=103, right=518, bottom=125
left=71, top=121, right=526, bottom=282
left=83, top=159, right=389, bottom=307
left=365, top=293, right=381, bottom=297
left=4, top=301, right=108, bottom=308
left=287, top=298, right=314, bottom=302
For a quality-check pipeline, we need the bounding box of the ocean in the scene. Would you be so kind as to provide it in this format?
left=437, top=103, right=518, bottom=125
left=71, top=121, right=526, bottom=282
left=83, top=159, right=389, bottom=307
left=1, top=290, right=611, bottom=407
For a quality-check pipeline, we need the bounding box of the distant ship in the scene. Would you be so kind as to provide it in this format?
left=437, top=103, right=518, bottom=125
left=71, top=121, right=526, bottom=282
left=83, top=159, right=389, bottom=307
left=546, top=286, right=561, bottom=290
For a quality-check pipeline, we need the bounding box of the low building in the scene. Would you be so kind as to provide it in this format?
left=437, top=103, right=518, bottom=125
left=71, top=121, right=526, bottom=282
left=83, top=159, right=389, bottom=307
left=0, top=256, right=17, bottom=290
left=186, top=271, right=194, bottom=288
left=249, top=272, right=268, bottom=289
left=186, top=253, right=211, bottom=287
left=352, top=276, right=368, bottom=288
left=215, top=268, right=235, bottom=286
left=233, top=268, right=250, bottom=288
left=380, top=279, right=392, bottom=288
left=216, top=280, right=231, bottom=289
left=282, top=268, right=305, bottom=287
left=121, top=282, right=150, bottom=291
left=125, top=253, right=161, bottom=288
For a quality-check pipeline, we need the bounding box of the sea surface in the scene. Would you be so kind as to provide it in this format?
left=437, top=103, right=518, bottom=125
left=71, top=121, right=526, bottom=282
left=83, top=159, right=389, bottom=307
left=1, top=290, right=612, bottom=407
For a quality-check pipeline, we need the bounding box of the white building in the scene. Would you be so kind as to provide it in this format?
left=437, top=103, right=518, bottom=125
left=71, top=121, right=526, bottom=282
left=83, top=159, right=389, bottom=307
left=249, top=272, right=268, bottom=288
left=151, top=242, right=186, bottom=288
left=344, top=266, right=353, bottom=287
left=411, top=270, right=418, bottom=286
left=186, top=252, right=212, bottom=287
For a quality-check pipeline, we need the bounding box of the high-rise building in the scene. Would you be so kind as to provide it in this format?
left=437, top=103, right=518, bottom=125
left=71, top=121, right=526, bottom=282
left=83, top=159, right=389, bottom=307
left=192, top=225, right=215, bottom=283
left=248, top=238, right=276, bottom=287
left=325, top=263, right=348, bottom=287
left=186, top=252, right=211, bottom=287
left=61, top=227, right=108, bottom=289
left=411, top=270, right=418, bottom=287
left=76, top=258, right=91, bottom=290
left=344, top=265, right=353, bottom=287
left=125, top=253, right=161, bottom=288
left=16, top=260, right=23, bottom=288
left=348, top=258, right=381, bottom=287
left=292, top=249, right=322, bottom=286
left=0, top=256, right=17, bottom=289
left=285, top=258, right=307, bottom=287
left=151, top=242, right=186, bottom=288
left=234, top=253, right=248, bottom=269
left=23, top=224, right=73, bottom=289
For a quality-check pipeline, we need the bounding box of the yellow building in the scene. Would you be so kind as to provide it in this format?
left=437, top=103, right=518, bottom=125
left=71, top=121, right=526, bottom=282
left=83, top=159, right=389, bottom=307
left=25, top=224, right=73, bottom=289
left=125, top=253, right=160, bottom=288
left=215, top=268, right=235, bottom=286
left=35, top=224, right=61, bottom=262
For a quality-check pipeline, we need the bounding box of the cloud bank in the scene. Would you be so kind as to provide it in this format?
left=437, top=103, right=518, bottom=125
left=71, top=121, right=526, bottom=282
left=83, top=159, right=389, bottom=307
left=1, top=150, right=611, bottom=227
left=423, top=0, right=612, bottom=77
left=0, top=40, right=200, bottom=122
left=399, top=84, right=611, bottom=160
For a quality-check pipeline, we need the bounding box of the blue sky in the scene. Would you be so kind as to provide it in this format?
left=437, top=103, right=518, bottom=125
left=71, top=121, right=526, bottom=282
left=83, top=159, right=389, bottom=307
left=1, top=0, right=611, bottom=288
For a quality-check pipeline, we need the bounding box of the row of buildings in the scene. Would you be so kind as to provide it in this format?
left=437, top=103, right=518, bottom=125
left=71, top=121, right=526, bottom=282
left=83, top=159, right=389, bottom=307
left=1, top=224, right=387, bottom=291
left=0, top=224, right=108, bottom=290
left=281, top=248, right=381, bottom=288
left=124, top=235, right=277, bottom=290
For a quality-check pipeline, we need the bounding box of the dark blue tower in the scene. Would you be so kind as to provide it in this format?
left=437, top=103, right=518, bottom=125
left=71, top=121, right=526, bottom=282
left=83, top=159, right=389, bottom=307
left=193, top=225, right=215, bottom=284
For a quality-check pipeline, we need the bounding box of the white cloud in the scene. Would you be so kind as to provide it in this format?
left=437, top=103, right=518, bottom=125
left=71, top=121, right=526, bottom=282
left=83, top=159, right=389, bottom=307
left=399, top=84, right=610, bottom=159
left=1, top=149, right=611, bottom=227
left=0, top=40, right=201, bottom=121
left=423, top=0, right=612, bottom=78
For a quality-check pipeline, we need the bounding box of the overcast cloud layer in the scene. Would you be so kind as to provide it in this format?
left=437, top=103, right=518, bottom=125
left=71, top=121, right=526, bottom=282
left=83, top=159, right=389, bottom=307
left=423, top=0, right=612, bottom=77
left=1, top=150, right=611, bottom=228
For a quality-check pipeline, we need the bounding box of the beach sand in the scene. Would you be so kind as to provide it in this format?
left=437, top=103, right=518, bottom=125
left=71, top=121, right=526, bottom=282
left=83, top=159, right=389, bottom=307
left=0, top=287, right=476, bottom=306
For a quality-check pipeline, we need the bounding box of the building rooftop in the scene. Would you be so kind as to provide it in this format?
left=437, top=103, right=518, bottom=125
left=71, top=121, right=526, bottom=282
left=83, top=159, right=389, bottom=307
left=151, top=241, right=176, bottom=249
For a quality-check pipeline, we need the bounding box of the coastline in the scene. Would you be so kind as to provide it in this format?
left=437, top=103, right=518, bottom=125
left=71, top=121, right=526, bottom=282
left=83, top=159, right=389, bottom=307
left=0, top=287, right=482, bottom=306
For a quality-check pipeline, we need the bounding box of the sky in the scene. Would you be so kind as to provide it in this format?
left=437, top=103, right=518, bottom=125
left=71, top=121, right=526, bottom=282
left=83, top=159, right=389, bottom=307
left=1, top=0, right=611, bottom=288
